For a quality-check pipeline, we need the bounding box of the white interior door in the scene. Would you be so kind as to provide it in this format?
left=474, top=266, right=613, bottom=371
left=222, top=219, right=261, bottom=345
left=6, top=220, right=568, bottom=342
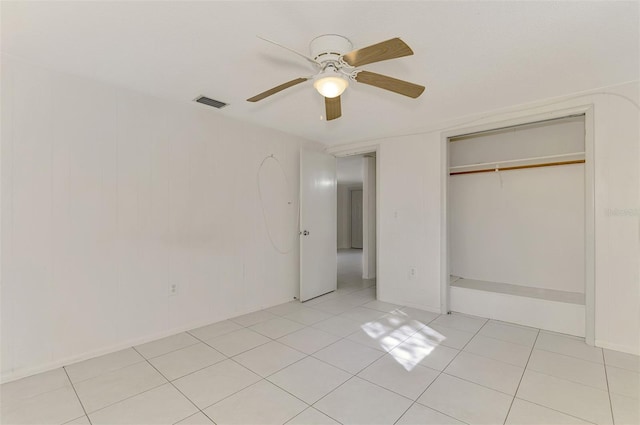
left=350, top=190, right=363, bottom=248
left=300, top=150, right=337, bottom=301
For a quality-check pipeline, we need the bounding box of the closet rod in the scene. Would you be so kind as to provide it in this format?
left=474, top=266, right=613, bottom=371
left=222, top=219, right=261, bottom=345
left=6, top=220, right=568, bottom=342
left=449, top=152, right=585, bottom=171
left=449, top=159, right=585, bottom=176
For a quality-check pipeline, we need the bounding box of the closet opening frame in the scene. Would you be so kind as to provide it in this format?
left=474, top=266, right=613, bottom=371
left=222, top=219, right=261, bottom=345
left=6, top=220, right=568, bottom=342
left=440, top=105, right=595, bottom=346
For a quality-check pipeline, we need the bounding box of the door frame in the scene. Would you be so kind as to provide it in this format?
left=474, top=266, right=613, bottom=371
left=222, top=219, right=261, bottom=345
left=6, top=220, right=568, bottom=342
left=331, top=145, right=380, bottom=298
left=441, top=105, right=596, bottom=345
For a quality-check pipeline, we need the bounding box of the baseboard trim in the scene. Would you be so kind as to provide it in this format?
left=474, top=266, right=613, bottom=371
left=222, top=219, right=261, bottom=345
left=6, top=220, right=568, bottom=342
left=595, top=340, right=640, bottom=356
left=1, top=297, right=295, bottom=384
left=377, top=297, right=442, bottom=314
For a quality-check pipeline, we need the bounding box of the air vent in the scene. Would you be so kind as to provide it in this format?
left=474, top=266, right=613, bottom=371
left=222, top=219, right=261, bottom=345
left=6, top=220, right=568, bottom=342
left=194, top=96, right=228, bottom=109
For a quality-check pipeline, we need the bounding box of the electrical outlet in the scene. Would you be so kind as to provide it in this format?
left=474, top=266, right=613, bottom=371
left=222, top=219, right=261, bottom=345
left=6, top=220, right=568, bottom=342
left=409, top=267, right=416, bottom=279
left=169, top=283, right=178, bottom=296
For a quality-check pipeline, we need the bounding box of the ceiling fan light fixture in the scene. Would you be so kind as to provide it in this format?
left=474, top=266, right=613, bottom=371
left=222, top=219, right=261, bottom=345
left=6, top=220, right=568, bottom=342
left=313, top=75, right=349, bottom=98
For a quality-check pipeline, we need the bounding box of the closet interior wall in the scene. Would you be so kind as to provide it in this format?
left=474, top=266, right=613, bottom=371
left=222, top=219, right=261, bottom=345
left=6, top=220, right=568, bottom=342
left=448, top=116, right=587, bottom=335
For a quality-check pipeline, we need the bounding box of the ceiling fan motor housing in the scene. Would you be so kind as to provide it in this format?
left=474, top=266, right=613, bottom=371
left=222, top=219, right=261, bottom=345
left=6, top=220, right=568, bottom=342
left=309, top=34, right=353, bottom=65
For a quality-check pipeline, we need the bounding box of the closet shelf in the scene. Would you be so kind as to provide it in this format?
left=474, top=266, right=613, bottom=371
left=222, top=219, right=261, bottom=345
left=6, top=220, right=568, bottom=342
left=449, top=152, right=585, bottom=175
left=450, top=277, right=585, bottom=305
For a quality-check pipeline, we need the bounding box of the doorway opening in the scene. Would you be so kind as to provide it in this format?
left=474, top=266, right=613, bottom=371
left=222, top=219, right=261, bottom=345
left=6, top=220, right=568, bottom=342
left=336, top=153, right=377, bottom=292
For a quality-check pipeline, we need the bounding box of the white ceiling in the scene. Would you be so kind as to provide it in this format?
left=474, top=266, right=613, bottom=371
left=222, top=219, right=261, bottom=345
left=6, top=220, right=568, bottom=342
left=337, top=155, right=364, bottom=185
left=2, top=1, right=638, bottom=147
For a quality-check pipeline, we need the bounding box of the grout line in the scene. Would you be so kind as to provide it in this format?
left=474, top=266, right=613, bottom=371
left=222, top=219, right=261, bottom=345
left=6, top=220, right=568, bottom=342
left=471, top=331, right=537, bottom=348
left=284, top=407, right=344, bottom=425
left=602, top=349, right=616, bottom=424
left=131, top=346, right=206, bottom=424
left=533, top=345, right=605, bottom=366
left=74, top=378, right=167, bottom=418
left=184, top=326, right=340, bottom=413
left=140, top=339, right=202, bottom=361
left=502, top=329, right=540, bottom=424
left=63, top=367, right=93, bottom=425
left=68, top=357, right=149, bottom=385
left=392, top=315, right=490, bottom=424
left=511, top=398, right=600, bottom=425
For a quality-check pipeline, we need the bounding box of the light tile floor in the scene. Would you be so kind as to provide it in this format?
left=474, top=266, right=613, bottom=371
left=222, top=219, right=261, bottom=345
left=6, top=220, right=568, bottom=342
left=2, top=251, right=639, bottom=424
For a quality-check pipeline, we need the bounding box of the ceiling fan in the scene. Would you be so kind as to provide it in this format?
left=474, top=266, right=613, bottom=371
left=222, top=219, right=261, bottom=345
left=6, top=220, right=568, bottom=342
left=247, top=34, right=425, bottom=121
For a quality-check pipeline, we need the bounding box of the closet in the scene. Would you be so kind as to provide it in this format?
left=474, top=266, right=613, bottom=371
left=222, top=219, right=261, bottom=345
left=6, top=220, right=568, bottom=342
left=448, top=115, right=587, bottom=336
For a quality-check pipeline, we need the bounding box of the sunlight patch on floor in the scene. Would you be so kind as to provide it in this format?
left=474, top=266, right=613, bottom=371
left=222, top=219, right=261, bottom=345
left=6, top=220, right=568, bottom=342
left=360, top=310, right=445, bottom=371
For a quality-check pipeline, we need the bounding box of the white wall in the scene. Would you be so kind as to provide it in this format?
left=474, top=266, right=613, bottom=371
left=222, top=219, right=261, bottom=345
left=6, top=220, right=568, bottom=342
left=0, top=55, right=317, bottom=382
left=363, top=157, right=377, bottom=279
left=333, top=81, right=640, bottom=355
left=449, top=118, right=586, bottom=293
left=375, top=134, right=443, bottom=311
left=450, top=165, right=585, bottom=293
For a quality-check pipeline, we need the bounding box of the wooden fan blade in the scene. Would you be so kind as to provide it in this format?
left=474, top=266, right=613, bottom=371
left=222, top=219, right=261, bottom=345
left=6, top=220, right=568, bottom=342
left=342, top=38, right=413, bottom=67
left=325, top=96, right=342, bottom=121
left=247, top=78, right=308, bottom=102
left=355, top=71, right=425, bottom=98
